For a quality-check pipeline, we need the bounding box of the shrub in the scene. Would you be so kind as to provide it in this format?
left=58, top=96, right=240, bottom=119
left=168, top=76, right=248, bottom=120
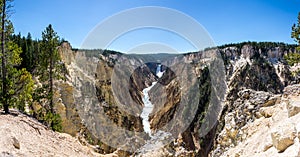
left=284, top=53, right=300, bottom=66
left=38, top=109, right=62, bottom=132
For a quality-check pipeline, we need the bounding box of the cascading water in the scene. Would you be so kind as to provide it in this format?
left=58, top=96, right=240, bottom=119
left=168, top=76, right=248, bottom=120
left=140, top=81, right=157, bottom=135
left=135, top=64, right=172, bottom=156
left=140, top=64, right=164, bottom=136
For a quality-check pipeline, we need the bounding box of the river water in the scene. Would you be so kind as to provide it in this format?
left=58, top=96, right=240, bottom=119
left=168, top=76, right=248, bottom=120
left=140, top=81, right=157, bottom=136
left=134, top=64, right=173, bottom=156
left=140, top=64, right=164, bottom=136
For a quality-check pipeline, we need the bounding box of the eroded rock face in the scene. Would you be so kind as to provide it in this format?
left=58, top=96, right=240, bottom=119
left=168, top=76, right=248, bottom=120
left=56, top=42, right=298, bottom=156
left=210, top=44, right=298, bottom=157
left=58, top=42, right=156, bottom=154
left=148, top=66, right=180, bottom=131
left=210, top=84, right=300, bottom=157
left=58, top=43, right=197, bottom=154
left=214, top=89, right=275, bottom=156
left=147, top=53, right=220, bottom=156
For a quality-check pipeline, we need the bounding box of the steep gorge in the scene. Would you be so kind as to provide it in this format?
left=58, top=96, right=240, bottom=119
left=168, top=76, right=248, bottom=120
left=54, top=42, right=299, bottom=156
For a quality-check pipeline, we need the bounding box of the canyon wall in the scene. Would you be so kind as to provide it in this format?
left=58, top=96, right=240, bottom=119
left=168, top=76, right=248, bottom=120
left=55, top=42, right=299, bottom=156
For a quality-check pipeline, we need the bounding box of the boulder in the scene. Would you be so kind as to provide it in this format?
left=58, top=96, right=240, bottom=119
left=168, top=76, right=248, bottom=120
left=287, top=100, right=300, bottom=117
left=259, top=107, right=274, bottom=118
left=271, top=122, right=297, bottom=152
left=12, top=137, right=20, bottom=149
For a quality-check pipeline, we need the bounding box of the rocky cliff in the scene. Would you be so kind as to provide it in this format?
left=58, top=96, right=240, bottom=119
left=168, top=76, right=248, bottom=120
left=54, top=41, right=299, bottom=157
left=210, top=44, right=299, bottom=157
left=213, top=84, right=300, bottom=157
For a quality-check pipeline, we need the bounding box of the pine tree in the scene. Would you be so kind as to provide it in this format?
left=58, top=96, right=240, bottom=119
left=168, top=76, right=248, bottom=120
left=0, top=0, right=34, bottom=113
left=40, top=24, right=61, bottom=113
left=1, top=0, right=9, bottom=113
left=292, top=12, right=300, bottom=51
left=33, top=24, right=63, bottom=130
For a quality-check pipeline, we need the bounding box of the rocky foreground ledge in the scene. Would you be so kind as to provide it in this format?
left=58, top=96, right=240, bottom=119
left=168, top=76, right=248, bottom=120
left=214, top=84, right=300, bottom=157
left=0, top=110, right=115, bottom=157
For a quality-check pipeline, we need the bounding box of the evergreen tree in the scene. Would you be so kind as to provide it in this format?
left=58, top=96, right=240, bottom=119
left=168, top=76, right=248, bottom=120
left=11, top=32, right=37, bottom=72
left=40, top=24, right=61, bottom=113
left=292, top=12, right=300, bottom=51
left=33, top=24, right=63, bottom=131
left=1, top=0, right=9, bottom=113
left=24, top=33, right=34, bottom=72
left=0, top=0, right=34, bottom=113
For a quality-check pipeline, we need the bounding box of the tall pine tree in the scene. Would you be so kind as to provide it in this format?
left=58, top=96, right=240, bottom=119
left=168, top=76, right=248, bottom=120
left=292, top=12, right=300, bottom=51
left=0, top=0, right=34, bottom=113
left=33, top=24, right=63, bottom=131
left=40, top=24, right=60, bottom=113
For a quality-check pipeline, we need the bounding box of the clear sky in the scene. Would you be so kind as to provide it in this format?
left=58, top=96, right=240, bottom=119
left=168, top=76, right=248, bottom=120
left=11, top=0, right=300, bottom=52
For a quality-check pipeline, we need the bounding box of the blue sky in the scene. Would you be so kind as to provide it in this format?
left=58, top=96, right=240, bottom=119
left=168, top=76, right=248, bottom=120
left=11, top=0, right=300, bottom=52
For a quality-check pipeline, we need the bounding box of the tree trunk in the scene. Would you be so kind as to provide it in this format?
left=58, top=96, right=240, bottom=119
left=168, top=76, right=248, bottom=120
left=49, top=50, right=53, bottom=113
left=1, top=0, right=8, bottom=114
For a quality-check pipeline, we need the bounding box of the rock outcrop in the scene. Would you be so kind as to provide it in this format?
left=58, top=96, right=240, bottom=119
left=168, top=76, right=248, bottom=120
left=208, top=44, right=299, bottom=157
left=211, top=85, right=300, bottom=157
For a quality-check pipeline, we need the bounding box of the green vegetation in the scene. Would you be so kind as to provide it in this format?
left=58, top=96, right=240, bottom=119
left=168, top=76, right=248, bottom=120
left=0, top=1, right=63, bottom=131
left=217, top=41, right=296, bottom=51
left=284, top=53, right=300, bottom=66
left=285, top=12, right=300, bottom=67
left=204, top=41, right=297, bottom=68
left=40, top=24, right=62, bottom=112
left=12, top=27, right=65, bottom=131
left=11, top=33, right=41, bottom=73
left=102, top=49, right=121, bottom=56
left=35, top=107, right=63, bottom=132
left=292, top=12, right=300, bottom=51
left=290, top=12, right=300, bottom=81
left=202, top=41, right=297, bottom=54
left=30, top=24, right=64, bottom=131
left=0, top=0, right=34, bottom=114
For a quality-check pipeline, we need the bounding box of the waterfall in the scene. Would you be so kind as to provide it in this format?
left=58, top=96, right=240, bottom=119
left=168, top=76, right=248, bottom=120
left=156, top=64, right=164, bottom=78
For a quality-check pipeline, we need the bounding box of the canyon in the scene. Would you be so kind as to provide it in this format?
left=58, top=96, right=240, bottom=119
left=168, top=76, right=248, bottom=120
left=56, top=42, right=300, bottom=156
left=1, top=41, right=300, bottom=157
